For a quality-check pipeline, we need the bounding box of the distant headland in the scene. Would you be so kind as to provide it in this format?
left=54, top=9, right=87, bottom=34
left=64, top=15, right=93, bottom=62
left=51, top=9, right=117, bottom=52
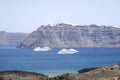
left=0, top=31, right=28, bottom=46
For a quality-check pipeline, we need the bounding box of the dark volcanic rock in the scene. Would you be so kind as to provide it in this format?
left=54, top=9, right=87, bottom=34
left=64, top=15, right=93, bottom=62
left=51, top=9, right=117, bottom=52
left=17, top=23, right=120, bottom=48
left=49, top=73, right=76, bottom=80
left=78, top=67, right=98, bottom=73
left=0, top=31, right=28, bottom=46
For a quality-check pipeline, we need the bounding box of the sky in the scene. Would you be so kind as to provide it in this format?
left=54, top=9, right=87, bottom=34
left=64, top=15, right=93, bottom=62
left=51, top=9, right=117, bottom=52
left=0, top=0, right=120, bottom=32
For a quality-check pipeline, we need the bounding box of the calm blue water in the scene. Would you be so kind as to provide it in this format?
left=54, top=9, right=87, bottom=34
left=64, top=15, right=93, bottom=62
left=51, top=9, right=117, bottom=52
left=0, top=46, right=120, bottom=76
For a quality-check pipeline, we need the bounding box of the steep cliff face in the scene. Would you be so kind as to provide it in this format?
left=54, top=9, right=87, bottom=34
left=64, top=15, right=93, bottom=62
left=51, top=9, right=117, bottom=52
left=17, top=23, right=120, bottom=48
left=0, top=31, right=28, bottom=46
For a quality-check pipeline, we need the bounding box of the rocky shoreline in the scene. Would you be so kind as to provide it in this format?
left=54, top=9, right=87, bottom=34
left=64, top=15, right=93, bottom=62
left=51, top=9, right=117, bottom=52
left=0, top=70, right=48, bottom=80
left=1, top=64, right=120, bottom=80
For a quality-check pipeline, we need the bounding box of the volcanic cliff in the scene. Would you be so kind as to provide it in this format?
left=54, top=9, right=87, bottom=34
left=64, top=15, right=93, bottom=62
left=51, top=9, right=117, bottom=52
left=17, top=23, right=120, bottom=48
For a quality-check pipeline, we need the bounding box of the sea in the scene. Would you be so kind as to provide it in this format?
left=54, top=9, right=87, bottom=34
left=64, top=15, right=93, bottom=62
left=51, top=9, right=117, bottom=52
left=0, top=46, right=120, bottom=76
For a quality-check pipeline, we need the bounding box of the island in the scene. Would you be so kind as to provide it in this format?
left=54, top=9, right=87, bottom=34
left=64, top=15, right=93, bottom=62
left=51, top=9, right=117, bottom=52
left=17, top=23, right=120, bottom=48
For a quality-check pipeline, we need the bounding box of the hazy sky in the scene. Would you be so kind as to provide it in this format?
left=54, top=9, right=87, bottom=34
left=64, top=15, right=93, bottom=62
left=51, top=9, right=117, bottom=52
left=0, top=0, right=120, bottom=32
